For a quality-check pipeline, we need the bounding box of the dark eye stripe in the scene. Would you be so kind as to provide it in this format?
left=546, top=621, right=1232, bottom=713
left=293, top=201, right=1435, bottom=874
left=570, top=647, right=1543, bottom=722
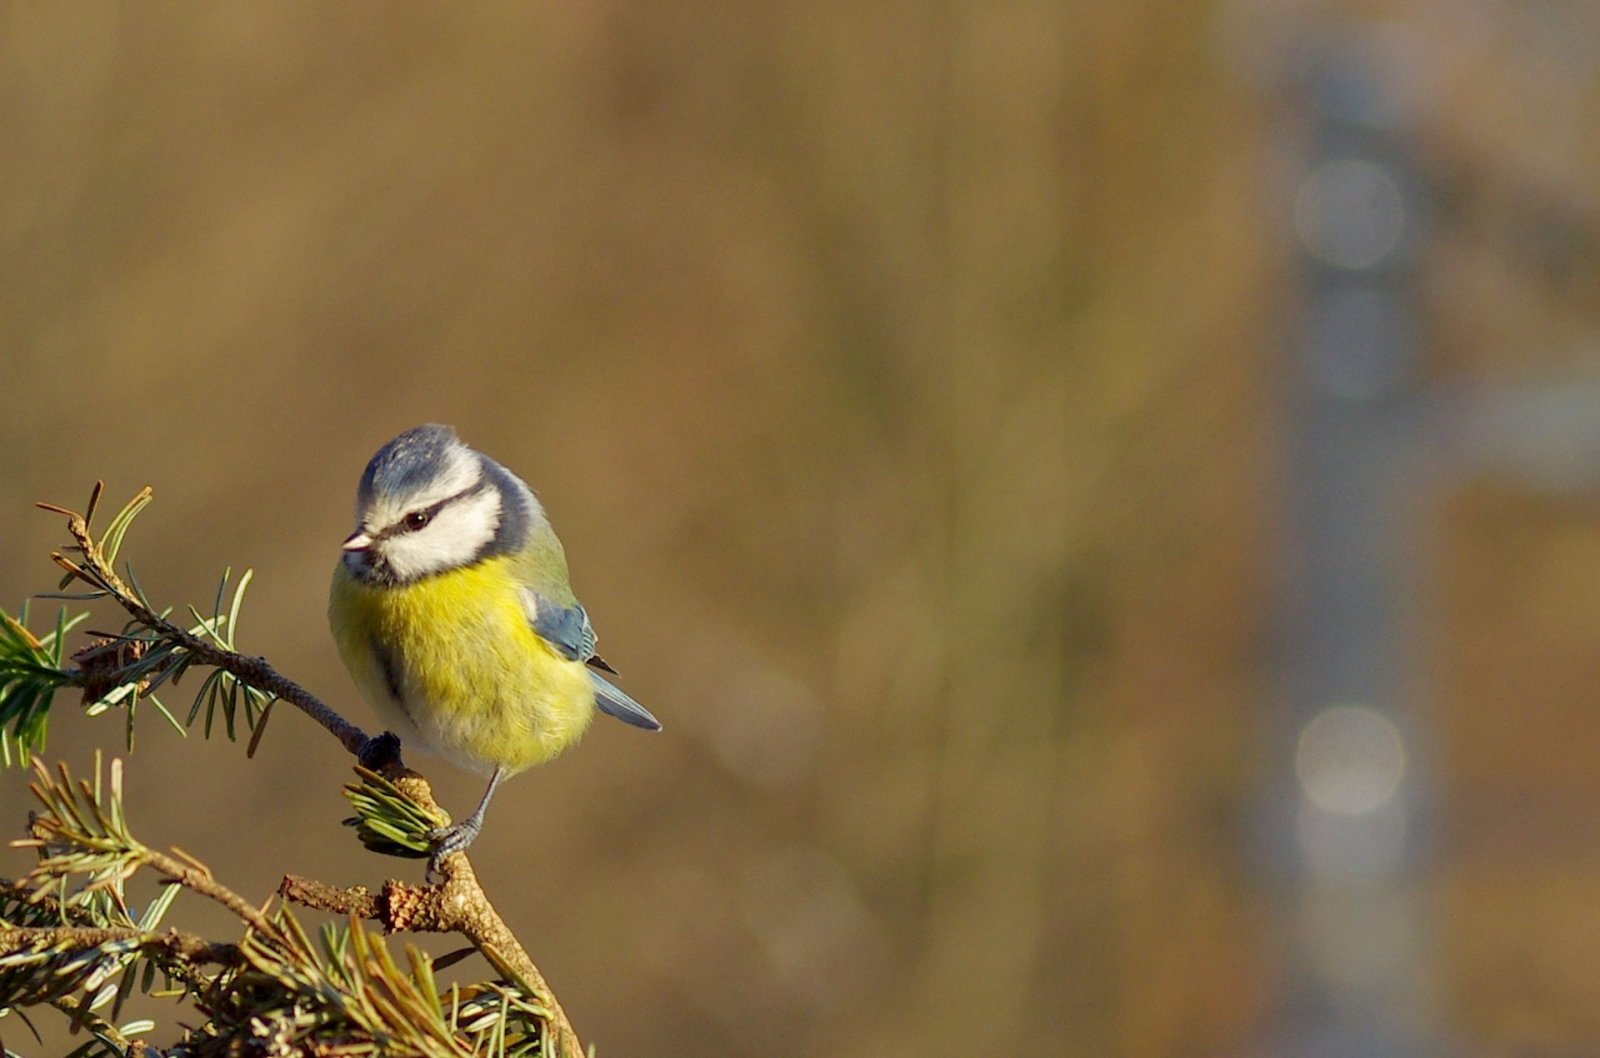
left=378, top=480, right=489, bottom=541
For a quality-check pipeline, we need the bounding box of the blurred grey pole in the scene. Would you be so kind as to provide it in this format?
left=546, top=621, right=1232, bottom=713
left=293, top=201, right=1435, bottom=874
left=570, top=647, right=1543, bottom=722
left=1265, top=33, right=1437, bottom=1058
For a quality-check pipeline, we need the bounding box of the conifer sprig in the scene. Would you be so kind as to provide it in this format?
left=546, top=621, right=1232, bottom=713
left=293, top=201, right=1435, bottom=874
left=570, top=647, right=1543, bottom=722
left=3, top=755, right=567, bottom=1057
left=344, top=765, right=449, bottom=858
left=0, top=486, right=587, bottom=1056
left=5, top=483, right=371, bottom=762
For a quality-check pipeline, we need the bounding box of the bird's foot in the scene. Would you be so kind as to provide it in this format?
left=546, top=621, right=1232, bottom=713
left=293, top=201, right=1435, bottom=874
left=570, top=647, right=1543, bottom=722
left=357, top=731, right=403, bottom=771
left=425, top=817, right=482, bottom=882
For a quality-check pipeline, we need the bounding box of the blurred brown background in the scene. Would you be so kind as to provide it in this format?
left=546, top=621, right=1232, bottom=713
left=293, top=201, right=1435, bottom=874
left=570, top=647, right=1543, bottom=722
left=3, top=4, right=1600, bottom=1057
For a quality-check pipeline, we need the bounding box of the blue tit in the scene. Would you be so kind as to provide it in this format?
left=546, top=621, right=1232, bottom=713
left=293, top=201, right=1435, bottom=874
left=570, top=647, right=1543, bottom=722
left=328, top=424, right=660, bottom=869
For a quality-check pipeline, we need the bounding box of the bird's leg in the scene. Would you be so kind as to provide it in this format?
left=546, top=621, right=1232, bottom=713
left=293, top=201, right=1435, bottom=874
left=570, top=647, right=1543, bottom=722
left=426, top=766, right=506, bottom=880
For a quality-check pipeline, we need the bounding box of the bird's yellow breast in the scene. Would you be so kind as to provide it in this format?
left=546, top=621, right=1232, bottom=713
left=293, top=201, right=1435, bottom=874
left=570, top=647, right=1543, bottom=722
left=328, top=556, right=595, bottom=775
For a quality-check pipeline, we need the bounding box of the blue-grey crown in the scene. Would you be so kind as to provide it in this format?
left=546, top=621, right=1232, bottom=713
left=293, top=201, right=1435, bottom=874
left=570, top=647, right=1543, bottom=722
left=357, top=424, right=462, bottom=506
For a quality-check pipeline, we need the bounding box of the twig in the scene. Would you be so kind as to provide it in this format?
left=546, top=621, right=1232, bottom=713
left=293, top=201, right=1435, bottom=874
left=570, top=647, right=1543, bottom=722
left=279, top=848, right=585, bottom=1058
left=48, top=994, right=158, bottom=1057
left=141, top=847, right=280, bottom=943
left=41, top=496, right=370, bottom=756
left=37, top=490, right=584, bottom=1056
left=278, top=876, right=379, bottom=919
left=0, top=924, right=237, bottom=967
left=1, top=878, right=231, bottom=1000
left=0, top=878, right=95, bottom=925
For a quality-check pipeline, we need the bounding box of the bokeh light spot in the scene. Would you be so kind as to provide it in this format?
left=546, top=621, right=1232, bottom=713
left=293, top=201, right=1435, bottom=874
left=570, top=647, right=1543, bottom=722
left=1293, top=158, right=1406, bottom=270
left=1295, top=704, right=1406, bottom=816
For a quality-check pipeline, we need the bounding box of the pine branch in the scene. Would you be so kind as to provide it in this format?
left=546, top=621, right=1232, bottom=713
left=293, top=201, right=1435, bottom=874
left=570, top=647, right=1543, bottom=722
left=5, top=487, right=591, bottom=1056
left=5, top=754, right=582, bottom=1057
left=39, top=488, right=368, bottom=756
left=0, top=925, right=229, bottom=967
left=46, top=994, right=159, bottom=1058
left=277, top=860, right=582, bottom=1058
left=333, top=769, right=585, bottom=1056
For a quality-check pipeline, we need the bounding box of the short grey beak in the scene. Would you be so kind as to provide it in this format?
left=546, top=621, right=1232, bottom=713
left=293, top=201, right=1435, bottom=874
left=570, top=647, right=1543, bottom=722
left=342, top=530, right=373, bottom=552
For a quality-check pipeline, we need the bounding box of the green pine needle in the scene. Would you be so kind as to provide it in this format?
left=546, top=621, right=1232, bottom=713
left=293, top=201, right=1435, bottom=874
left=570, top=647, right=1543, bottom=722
left=0, top=607, right=86, bottom=764
left=342, top=767, right=448, bottom=858
left=3, top=485, right=281, bottom=767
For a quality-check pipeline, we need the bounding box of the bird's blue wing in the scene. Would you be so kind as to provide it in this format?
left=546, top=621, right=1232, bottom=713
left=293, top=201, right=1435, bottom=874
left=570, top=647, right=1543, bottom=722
left=519, top=587, right=620, bottom=673
left=518, top=588, right=659, bottom=731
left=521, top=588, right=598, bottom=662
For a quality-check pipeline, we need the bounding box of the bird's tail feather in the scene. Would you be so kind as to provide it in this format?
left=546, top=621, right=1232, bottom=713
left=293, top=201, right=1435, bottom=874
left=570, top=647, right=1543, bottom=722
left=592, top=672, right=662, bottom=731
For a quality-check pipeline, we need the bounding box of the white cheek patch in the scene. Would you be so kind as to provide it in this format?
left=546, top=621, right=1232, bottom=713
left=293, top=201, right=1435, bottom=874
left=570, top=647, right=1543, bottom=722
left=380, top=488, right=502, bottom=581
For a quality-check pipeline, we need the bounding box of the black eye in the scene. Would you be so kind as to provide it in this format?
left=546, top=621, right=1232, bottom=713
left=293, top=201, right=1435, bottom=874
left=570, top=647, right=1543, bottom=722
left=403, top=510, right=431, bottom=531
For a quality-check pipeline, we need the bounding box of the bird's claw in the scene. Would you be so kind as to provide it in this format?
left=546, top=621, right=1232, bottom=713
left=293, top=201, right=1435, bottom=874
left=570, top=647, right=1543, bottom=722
left=424, top=818, right=481, bottom=883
